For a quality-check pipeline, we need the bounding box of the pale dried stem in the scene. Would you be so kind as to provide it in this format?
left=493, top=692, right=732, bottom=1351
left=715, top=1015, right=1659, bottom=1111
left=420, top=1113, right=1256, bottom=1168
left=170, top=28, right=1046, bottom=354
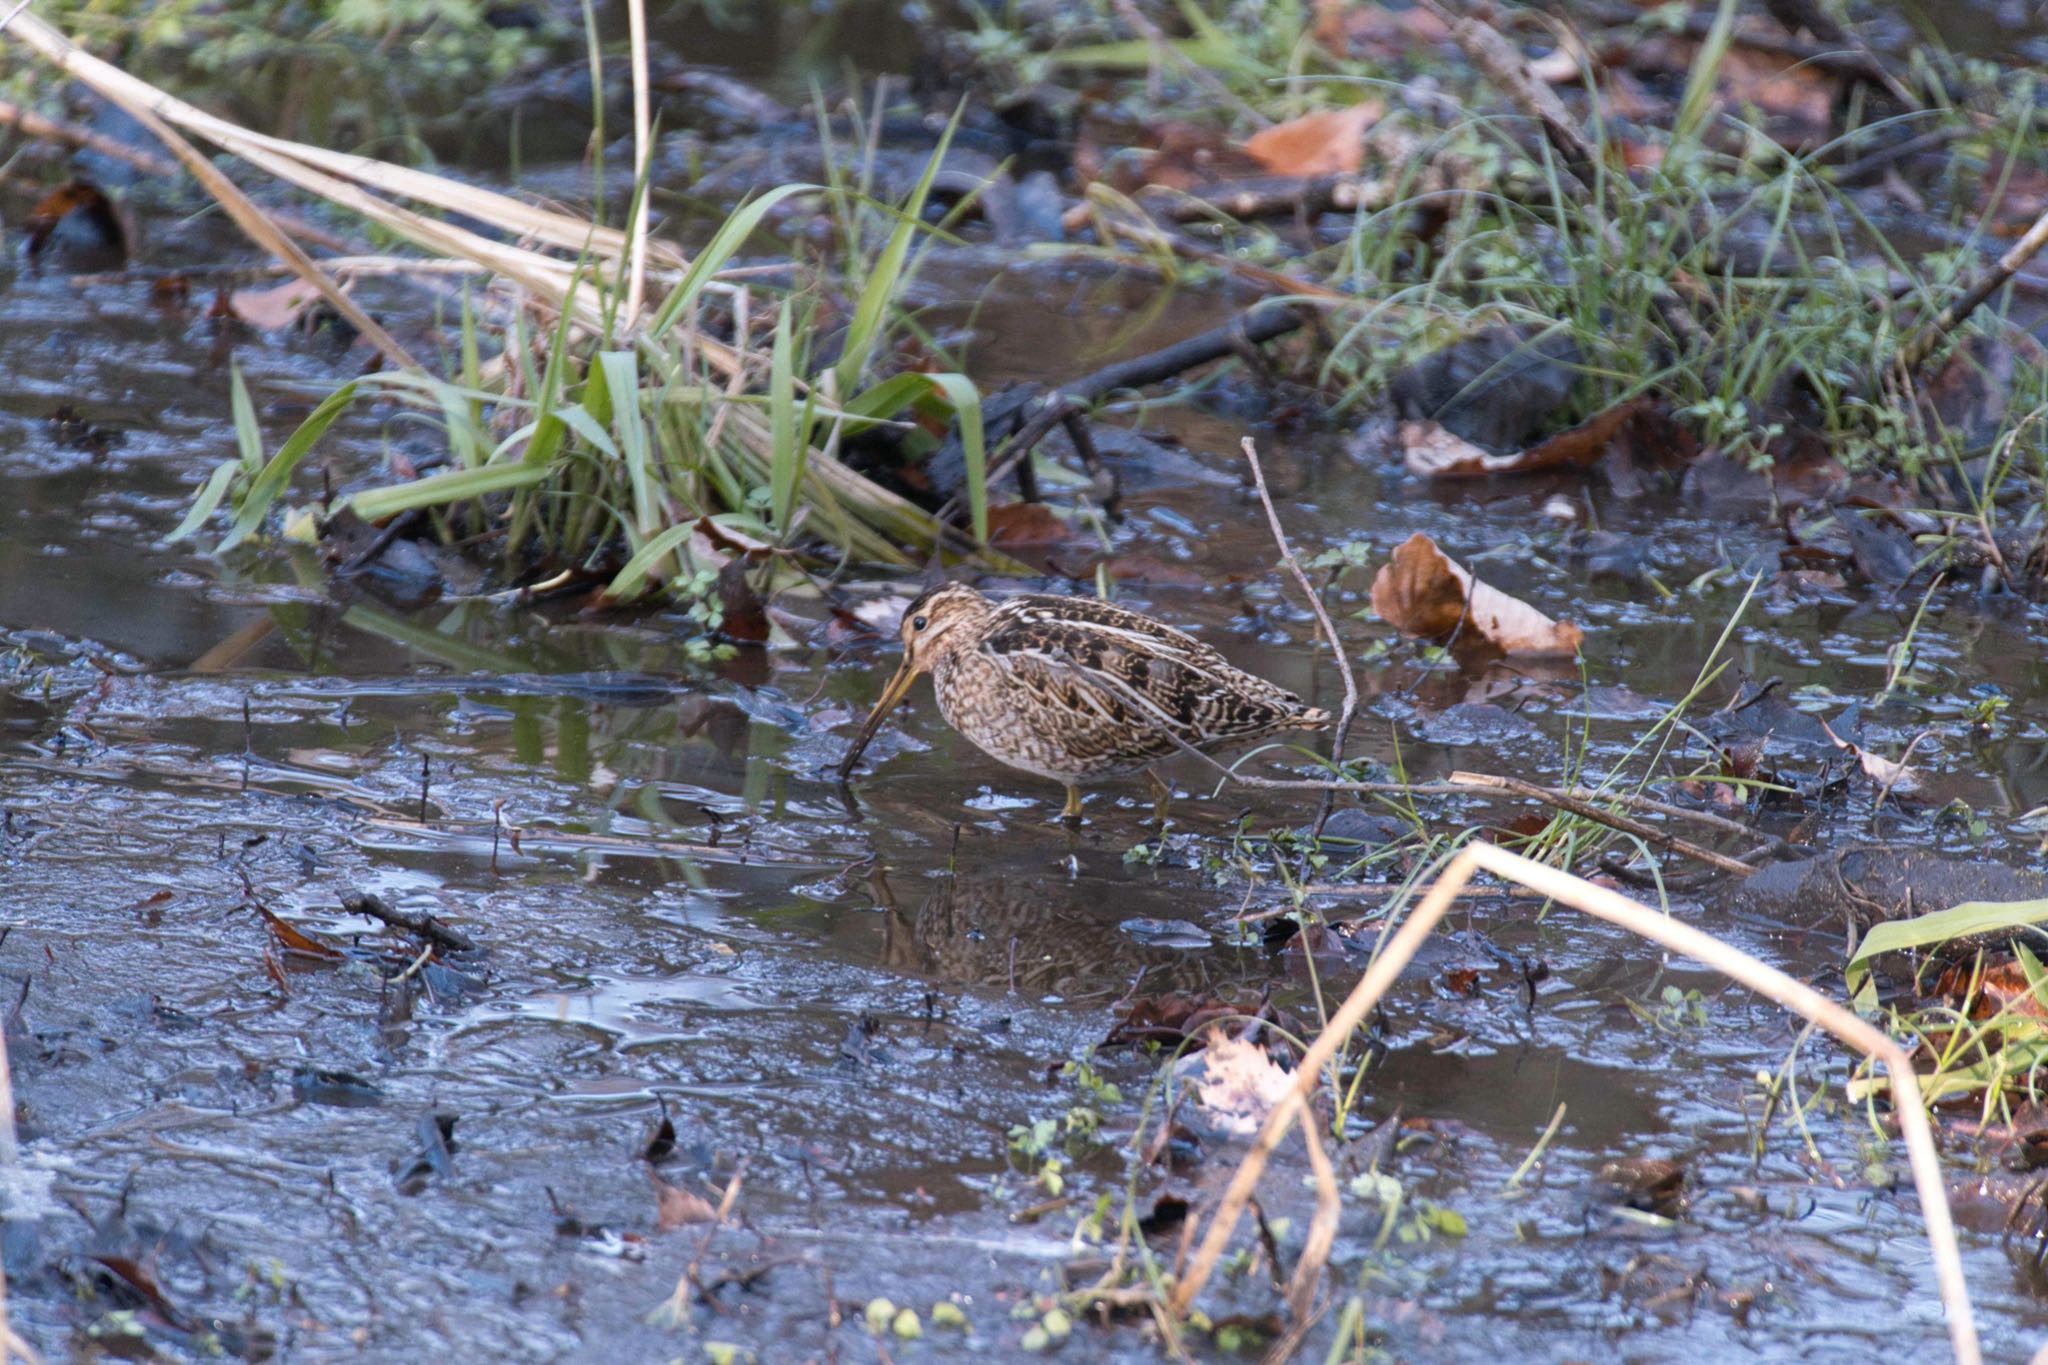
left=1167, top=841, right=1980, bottom=1365
left=1240, top=437, right=1358, bottom=841
left=623, top=0, right=652, bottom=329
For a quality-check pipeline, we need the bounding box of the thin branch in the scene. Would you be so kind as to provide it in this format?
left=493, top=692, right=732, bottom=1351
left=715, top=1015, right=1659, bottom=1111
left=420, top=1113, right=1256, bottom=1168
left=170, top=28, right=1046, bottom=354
left=1898, top=203, right=2048, bottom=372
left=1168, top=842, right=1981, bottom=1365
left=1241, top=437, right=1358, bottom=843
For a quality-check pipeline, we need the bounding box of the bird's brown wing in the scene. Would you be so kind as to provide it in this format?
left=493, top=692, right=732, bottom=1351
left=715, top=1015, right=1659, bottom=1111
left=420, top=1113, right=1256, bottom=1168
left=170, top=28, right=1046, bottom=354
left=978, top=598, right=1323, bottom=760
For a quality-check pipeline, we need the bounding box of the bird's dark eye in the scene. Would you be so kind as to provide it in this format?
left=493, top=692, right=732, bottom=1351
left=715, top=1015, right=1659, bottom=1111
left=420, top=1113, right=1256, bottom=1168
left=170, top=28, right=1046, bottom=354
left=912, top=615, right=929, bottom=631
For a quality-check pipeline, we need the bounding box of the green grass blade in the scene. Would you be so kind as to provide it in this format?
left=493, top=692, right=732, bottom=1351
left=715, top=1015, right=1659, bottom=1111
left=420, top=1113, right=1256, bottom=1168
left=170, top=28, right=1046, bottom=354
left=597, top=350, right=659, bottom=538
left=346, top=463, right=551, bottom=521
left=645, top=184, right=817, bottom=343
left=833, top=123, right=955, bottom=395
left=922, top=373, right=985, bottom=544
left=230, top=361, right=263, bottom=473
left=768, top=301, right=803, bottom=537
left=1846, top=897, right=2048, bottom=996
left=216, top=381, right=359, bottom=553
left=165, top=461, right=241, bottom=544
left=1671, top=0, right=1738, bottom=151
left=606, top=521, right=698, bottom=601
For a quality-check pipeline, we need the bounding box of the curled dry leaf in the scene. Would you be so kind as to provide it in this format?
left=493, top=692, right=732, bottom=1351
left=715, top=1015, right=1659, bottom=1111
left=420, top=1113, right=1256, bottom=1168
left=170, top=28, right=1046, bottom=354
left=1820, top=718, right=1925, bottom=795
left=1370, top=533, right=1584, bottom=657
left=1185, top=1025, right=1294, bottom=1137
left=1402, top=398, right=1653, bottom=480
left=1241, top=99, right=1384, bottom=177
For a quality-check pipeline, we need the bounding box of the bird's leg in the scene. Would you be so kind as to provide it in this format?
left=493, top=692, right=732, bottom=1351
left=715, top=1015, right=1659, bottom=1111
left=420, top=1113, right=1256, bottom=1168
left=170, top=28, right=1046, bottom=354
left=1061, top=785, right=1084, bottom=822
left=1144, top=768, right=1173, bottom=824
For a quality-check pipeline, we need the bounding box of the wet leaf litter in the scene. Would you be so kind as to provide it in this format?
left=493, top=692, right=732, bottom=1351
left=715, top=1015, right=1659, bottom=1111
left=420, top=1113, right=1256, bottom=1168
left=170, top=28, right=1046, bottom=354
left=6, top=0, right=2048, bottom=1360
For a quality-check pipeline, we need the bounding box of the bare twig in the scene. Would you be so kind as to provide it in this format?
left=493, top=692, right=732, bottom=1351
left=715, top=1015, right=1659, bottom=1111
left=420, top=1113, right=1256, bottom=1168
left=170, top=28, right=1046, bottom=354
left=340, top=891, right=476, bottom=954
left=1168, top=841, right=1980, bottom=1365
left=1241, top=437, right=1358, bottom=843
left=0, top=98, right=176, bottom=176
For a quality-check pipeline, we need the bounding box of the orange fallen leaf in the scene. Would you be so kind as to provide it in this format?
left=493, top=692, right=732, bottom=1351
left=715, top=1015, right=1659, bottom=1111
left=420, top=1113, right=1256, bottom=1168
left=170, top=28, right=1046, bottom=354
left=987, top=502, right=1076, bottom=546
left=1241, top=100, right=1383, bottom=178
left=1931, top=959, right=2048, bottom=1021
left=650, top=1171, right=719, bottom=1231
left=1402, top=398, right=1652, bottom=480
left=222, top=278, right=324, bottom=331
left=1370, top=533, right=1584, bottom=657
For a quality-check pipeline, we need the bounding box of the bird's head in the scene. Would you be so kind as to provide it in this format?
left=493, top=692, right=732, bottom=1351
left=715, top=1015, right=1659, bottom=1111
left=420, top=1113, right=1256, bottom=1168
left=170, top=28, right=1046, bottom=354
left=839, top=582, right=991, bottom=777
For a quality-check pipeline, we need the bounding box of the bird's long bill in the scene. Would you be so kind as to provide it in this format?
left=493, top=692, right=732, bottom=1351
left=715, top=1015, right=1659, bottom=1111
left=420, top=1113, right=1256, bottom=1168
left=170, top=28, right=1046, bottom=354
left=838, top=658, right=918, bottom=778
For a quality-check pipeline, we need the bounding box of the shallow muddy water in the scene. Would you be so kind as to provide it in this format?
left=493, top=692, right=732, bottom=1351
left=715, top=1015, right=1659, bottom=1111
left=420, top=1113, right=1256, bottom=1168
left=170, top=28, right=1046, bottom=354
left=10, top=5, right=2048, bottom=1361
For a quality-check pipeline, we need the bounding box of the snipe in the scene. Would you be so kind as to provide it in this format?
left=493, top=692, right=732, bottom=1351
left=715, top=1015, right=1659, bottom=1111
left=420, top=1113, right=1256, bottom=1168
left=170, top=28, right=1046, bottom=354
left=838, top=583, right=1330, bottom=818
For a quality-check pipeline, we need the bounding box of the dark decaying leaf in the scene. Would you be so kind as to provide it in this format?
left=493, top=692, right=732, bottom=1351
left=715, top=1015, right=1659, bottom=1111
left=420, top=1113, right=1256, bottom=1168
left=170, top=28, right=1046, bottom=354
left=1387, top=326, right=1580, bottom=452
left=1103, top=991, right=1299, bottom=1051
left=642, top=1107, right=678, bottom=1164
left=393, top=1113, right=459, bottom=1195
left=25, top=179, right=128, bottom=263
left=291, top=1064, right=386, bottom=1108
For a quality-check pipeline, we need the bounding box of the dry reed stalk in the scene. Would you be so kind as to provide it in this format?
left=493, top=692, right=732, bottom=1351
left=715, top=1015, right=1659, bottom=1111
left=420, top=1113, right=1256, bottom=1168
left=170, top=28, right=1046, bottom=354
left=623, top=0, right=652, bottom=328
left=1167, top=841, right=1981, bottom=1365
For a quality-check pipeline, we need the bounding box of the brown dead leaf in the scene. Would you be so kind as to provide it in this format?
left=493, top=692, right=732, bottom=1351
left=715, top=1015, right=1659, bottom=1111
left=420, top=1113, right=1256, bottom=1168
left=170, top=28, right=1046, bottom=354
left=1312, top=0, right=1448, bottom=61
left=1370, top=533, right=1584, bottom=657
left=1402, top=398, right=1651, bottom=480
left=221, top=278, right=324, bottom=331
left=651, top=1170, right=719, bottom=1230
left=255, top=905, right=343, bottom=960
left=1186, top=1026, right=1294, bottom=1137
left=1718, top=46, right=1837, bottom=145
left=987, top=502, right=1076, bottom=546
left=1241, top=100, right=1383, bottom=178
left=1930, top=959, right=2048, bottom=1022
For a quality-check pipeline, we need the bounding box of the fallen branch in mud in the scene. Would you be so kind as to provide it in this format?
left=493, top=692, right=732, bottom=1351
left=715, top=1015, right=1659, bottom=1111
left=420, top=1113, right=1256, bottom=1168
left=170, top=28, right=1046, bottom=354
left=932, top=303, right=1306, bottom=520
left=339, top=891, right=476, bottom=955
left=1898, top=201, right=2048, bottom=373
left=1167, top=841, right=1982, bottom=1365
